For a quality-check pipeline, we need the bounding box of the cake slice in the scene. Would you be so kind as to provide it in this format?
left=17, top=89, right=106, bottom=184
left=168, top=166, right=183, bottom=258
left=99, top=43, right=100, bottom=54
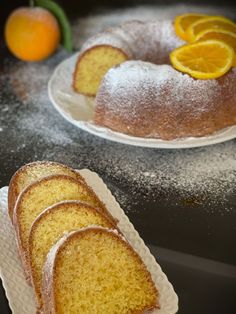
left=8, top=161, right=84, bottom=221
left=73, top=44, right=129, bottom=96
left=28, top=201, right=117, bottom=311
left=42, top=227, right=159, bottom=314
left=13, top=175, right=113, bottom=279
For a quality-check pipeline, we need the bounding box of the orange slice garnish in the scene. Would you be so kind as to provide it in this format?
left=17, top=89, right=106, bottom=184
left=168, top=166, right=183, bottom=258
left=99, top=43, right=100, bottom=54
left=195, top=29, right=236, bottom=66
left=174, top=13, right=208, bottom=41
left=187, top=16, right=236, bottom=42
left=170, top=39, right=234, bottom=79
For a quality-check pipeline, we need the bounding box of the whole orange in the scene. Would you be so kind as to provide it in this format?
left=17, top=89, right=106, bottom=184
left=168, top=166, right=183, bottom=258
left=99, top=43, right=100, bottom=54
left=5, top=7, right=60, bottom=62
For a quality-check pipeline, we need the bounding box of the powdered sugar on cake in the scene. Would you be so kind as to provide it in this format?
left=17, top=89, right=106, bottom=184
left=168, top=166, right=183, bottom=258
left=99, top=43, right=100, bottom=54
left=119, top=20, right=183, bottom=64
left=80, top=31, right=133, bottom=58
left=80, top=19, right=183, bottom=66
left=99, top=61, right=221, bottom=109
left=95, top=59, right=236, bottom=139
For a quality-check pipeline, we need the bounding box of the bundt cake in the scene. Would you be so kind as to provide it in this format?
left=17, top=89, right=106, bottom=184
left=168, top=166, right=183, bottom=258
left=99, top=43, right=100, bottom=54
left=73, top=19, right=236, bottom=140
left=28, top=201, right=117, bottom=311
left=8, top=161, right=84, bottom=221
left=42, top=227, right=159, bottom=314
left=13, top=174, right=113, bottom=279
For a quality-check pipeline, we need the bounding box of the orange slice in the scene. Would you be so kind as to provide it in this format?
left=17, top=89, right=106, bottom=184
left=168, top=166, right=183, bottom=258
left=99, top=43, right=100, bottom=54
left=187, top=16, right=236, bottom=42
left=195, top=29, right=236, bottom=66
left=174, top=13, right=208, bottom=41
left=170, top=40, right=234, bottom=79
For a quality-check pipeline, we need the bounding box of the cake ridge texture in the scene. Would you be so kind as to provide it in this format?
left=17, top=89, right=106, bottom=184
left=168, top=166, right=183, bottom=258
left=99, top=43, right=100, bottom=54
left=94, top=61, right=236, bottom=139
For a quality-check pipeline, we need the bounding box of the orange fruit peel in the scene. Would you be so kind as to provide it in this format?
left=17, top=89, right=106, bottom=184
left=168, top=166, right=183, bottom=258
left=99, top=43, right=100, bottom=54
left=174, top=13, right=208, bottom=41
left=5, top=7, right=60, bottom=62
left=186, top=16, right=236, bottom=42
left=170, top=39, right=234, bottom=79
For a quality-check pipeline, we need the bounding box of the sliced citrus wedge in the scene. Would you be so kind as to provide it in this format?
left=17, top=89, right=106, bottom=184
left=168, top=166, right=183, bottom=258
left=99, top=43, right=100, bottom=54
left=170, top=39, right=234, bottom=79
left=195, top=29, right=236, bottom=66
left=174, top=13, right=208, bottom=41
left=187, top=16, right=236, bottom=42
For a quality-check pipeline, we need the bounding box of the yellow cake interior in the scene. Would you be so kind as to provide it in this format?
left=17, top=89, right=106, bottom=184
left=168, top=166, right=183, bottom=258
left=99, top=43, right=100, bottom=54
left=16, top=176, right=106, bottom=258
left=53, top=229, right=158, bottom=313
left=73, top=45, right=128, bottom=96
left=29, top=202, right=115, bottom=309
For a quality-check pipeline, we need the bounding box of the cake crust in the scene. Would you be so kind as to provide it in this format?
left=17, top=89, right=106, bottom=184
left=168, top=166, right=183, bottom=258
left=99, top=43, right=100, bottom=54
left=8, top=161, right=84, bottom=222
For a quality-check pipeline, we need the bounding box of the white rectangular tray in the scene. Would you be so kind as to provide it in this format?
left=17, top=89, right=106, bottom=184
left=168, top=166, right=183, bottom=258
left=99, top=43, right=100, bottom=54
left=0, top=169, right=178, bottom=314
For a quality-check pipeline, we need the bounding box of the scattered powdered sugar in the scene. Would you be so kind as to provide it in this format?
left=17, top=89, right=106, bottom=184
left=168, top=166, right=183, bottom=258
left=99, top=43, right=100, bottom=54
left=0, top=5, right=235, bottom=215
left=1, top=51, right=74, bottom=147
left=96, top=141, right=236, bottom=213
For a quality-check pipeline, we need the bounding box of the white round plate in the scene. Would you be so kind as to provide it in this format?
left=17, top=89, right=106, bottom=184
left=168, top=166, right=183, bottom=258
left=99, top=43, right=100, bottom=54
left=48, top=53, right=236, bottom=149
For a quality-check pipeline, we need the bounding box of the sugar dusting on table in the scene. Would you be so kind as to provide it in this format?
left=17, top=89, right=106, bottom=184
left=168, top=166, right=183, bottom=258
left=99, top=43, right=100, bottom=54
left=1, top=51, right=74, bottom=147
left=0, top=5, right=235, bottom=215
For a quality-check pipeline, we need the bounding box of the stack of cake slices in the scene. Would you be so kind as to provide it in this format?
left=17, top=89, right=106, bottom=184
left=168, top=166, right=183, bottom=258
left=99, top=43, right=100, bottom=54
left=8, top=161, right=159, bottom=313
